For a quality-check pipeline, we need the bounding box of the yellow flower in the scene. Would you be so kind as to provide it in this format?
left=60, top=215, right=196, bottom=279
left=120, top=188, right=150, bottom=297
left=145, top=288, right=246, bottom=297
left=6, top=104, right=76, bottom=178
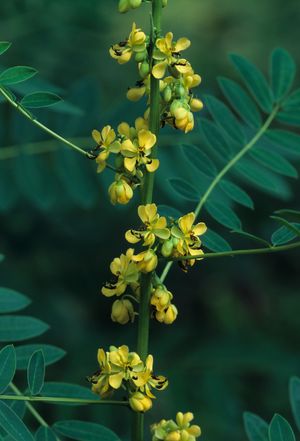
left=151, top=412, right=201, bottom=441
left=132, top=249, right=158, bottom=273
left=171, top=213, right=207, bottom=268
left=89, top=348, right=112, bottom=398
left=108, top=345, right=144, bottom=389
left=108, top=178, right=134, bottom=205
left=118, top=117, right=148, bottom=141
left=121, top=129, right=159, bottom=174
left=109, top=23, right=146, bottom=64
left=102, top=249, right=139, bottom=297
left=125, top=203, right=170, bottom=246
left=92, top=126, right=121, bottom=172
left=111, top=299, right=135, bottom=324
left=152, top=32, right=191, bottom=79
left=118, top=0, right=142, bottom=12
left=151, top=286, right=173, bottom=312
left=131, top=354, right=168, bottom=399
left=129, top=391, right=152, bottom=412
left=155, top=304, right=178, bottom=325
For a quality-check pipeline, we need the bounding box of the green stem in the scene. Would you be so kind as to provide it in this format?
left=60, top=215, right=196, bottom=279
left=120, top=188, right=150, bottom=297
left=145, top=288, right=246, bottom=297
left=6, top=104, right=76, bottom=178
left=134, top=2, right=162, bottom=441
left=3, top=389, right=129, bottom=406
left=159, top=105, right=280, bottom=283
left=169, top=240, right=300, bottom=261
left=0, top=87, right=95, bottom=159
left=194, top=105, right=279, bottom=217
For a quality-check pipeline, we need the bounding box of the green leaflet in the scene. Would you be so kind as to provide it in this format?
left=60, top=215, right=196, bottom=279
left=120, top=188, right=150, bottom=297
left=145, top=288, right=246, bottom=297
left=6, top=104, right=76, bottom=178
left=219, top=180, right=254, bottom=209
left=0, top=42, right=12, bottom=56
left=218, top=76, right=262, bottom=128
left=249, top=148, right=298, bottom=178
left=40, top=382, right=99, bottom=406
left=289, top=377, right=300, bottom=432
left=168, top=178, right=200, bottom=202
left=15, top=344, right=66, bottom=370
left=27, top=350, right=45, bottom=396
left=243, top=412, right=269, bottom=441
left=0, top=316, right=49, bottom=342
left=229, top=54, right=273, bottom=113
left=0, top=66, right=37, bottom=86
left=235, top=159, right=291, bottom=199
left=271, top=216, right=300, bottom=238
left=276, top=110, right=300, bottom=126
left=283, top=88, right=300, bottom=110
left=0, top=345, right=16, bottom=394
left=8, top=399, right=26, bottom=420
left=201, top=229, right=232, bottom=252
left=21, top=92, right=62, bottom=109
left=199, top=118, right=232, bottom=159
left=0, top=288, right=31, bottom=314
left=205, top=199, right=242, bottom=230
left=35, top=426, right=57, bottom=441
left=270, top=48, right=296, bottom=102
left=271, top=222, right=300, bottom=246
left=0, top=401, right=34, bottom=441
left=204, top=94, right=245, bottom=144
left=274, top=209, right=300, bottom=223
left=180, top=144, right=217, bottom=178
left=269, top=414, right=295, bottom=441
left=53, top=420, right=121, bottom=441
left=266, top=130, right=300, bottom=158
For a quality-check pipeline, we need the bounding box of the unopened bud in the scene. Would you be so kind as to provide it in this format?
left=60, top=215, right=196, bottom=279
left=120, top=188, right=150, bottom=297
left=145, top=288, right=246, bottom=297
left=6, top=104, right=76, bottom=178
left=129, top=0, right=142, bottom=8
left=139, top=61, right=150, bottom=78
left=163, top=86, right=172, bottom=103
left=118, top=0, right=130, bottom=13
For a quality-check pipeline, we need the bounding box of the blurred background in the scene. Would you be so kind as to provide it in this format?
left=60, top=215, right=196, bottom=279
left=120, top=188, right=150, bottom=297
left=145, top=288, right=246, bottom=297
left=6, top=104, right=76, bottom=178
left=0, top=0, right=300, bottom=440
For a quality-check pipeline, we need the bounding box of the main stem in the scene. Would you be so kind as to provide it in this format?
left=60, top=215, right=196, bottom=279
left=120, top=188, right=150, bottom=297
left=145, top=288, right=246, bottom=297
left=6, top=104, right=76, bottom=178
left=134, top=2, right=162, bottom=441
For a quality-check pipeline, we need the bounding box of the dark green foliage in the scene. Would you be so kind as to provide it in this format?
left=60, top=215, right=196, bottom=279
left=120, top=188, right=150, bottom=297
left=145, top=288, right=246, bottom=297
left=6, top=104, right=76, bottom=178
left=27, top=350, right=45, bottom=395
left=53, top=420, right=121, bottom=441
left=0, top=345, right=16, bottom=393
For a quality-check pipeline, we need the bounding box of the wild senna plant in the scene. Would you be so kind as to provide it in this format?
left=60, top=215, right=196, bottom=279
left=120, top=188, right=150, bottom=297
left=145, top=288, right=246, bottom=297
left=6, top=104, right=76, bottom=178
left=0, top=0, right=300, bottom=441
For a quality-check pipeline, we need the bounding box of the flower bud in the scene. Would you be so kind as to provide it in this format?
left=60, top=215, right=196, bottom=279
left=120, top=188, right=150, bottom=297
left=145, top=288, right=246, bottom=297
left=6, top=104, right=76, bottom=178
left=165, top=432, right=181, bottom=441
left=129, top=391, right=152, bottom=412
left=175, top=84, right=186, bottom=98
left=156, top=304, right=178, bottom=325
left=127, top=86, right=146, bottom=101
left=190, top=98, right=203, bottom=112
left=163, top=86, right=172, bottom=103
left=135, top=50, right=147, bottom=63
left=151, top=286, right=172, bottom=312
left=108, top=179, right=133, bottom=205
left=162, top=0, right=168, bottom=6
left=139, top=61, right=150, bottom=78
left=118, top=0, right=130, bottom=13
left=111, top=299, right=134, bottom=324
left=161, top=238, right=174, bottom=257
left=129, top=0, right=142, bottom=8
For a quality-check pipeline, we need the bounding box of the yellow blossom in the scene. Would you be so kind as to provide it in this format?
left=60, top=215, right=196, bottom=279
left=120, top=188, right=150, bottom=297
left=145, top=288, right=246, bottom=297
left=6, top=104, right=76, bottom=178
left=102, top=249, right=139, bottom=297
left=89, top=348, right=112, bottom=398
left=151, top=286, right=173, bottom=312
left=132, top=249, right=158, bottom=273
left=108, top=178, right=134, bottom=205
left=92, top=126, right=121, bottom=172
left=131, top=354, right=168, bottom=399
left=108, top=345, right=144, bottom=389
left=190, top=98, right=203, bottom=112
left=125, top=203, right=170, bottom=246
left=152, top=32, right=191, bottom=79
left=109, top=23, right=146, bottom=64
left=121, top=129, right=158, bottom=174
left=111, top=299, right=135, bottom=324
left=155, top=304, right=178, bottom=325
left=129, top=391, right=152, bottom=412
left=151, top=412, right=201, bottom=441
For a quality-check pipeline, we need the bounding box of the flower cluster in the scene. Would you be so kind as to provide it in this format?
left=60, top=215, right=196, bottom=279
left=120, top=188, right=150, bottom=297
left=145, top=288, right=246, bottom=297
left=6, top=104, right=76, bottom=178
left=88, top=345, right=168, bottom=412
left=101, top=204, right=206, bottom=325
left=118, top=0, right=168, bottom=14
left=92, top=118, right=158, bottom=205
left=151, top=412, right=201, bottom=441
left=126, top=31, right=203, bottom=133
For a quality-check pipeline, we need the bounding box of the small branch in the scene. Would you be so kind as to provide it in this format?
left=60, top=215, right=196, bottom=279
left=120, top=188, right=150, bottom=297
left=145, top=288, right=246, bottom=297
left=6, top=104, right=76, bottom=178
left=169, top=241, right=300, bottom=262
left=3, top=390, right=129, bottom=407
left=0, top=87, right=95, bottom=160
